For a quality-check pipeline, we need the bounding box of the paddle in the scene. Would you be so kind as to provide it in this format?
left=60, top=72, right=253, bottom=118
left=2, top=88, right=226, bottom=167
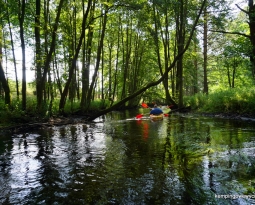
left=136, top=114, right=144, bottom=119
left=141, top=102, right=149, bottom=108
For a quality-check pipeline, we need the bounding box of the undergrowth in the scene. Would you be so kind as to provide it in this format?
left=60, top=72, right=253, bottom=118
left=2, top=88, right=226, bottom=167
left=184, top=87, right=255, bottom=115
left=0, top=97, right=110, bottom=127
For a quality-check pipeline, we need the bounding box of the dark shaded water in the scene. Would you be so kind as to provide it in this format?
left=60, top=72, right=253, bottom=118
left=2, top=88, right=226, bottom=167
left=0, top=110, right=255, bottom=205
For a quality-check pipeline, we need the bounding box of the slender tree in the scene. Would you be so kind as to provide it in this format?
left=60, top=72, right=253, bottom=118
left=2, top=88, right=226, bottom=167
left=18, top=0, right=26, bottom=110
left=86, top=2, right=108, bottom=108
left=37, top=0, right=65, bottom=112
left=203, top=0, right=208, bottom=94
left=175, top=0, right=187, bottom=107
left=6, top=0, right=19, bottom=98
left=35, top=0, right=42, bottom=110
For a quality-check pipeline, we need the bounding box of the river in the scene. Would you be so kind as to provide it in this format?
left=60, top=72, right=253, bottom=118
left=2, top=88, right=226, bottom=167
left=0, top=109, right=255, bottom=205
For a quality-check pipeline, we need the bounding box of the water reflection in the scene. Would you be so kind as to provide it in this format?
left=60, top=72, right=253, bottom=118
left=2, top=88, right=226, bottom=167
left=0, top=112, right=255, bottom=204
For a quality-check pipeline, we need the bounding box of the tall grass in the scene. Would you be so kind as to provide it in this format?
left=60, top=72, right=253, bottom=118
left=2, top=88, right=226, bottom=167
left=184, top=87, right=255, bottom=115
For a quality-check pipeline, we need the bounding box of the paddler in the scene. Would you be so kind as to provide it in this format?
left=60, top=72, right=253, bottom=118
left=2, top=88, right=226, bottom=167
left=150, top=104, right=163, bottom=115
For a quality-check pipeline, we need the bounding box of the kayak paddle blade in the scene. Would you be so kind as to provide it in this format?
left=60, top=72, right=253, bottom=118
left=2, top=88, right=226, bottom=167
left=136, top=114, right=143, bottom=119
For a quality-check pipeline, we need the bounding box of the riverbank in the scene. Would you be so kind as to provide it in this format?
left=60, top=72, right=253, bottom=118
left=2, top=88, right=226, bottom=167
left=170, top=107, right=255, bottom=121
left=1, top=108, right=255, bottom=134
left=199, top=112, right=255, bottom=122
left=0, top=116, right=87, bottom=134
left=183, top=87, right=255, bottom=122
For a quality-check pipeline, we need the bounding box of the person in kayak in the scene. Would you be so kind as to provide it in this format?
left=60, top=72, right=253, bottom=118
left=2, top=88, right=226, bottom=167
left=150, top=104, right=163, bottom=115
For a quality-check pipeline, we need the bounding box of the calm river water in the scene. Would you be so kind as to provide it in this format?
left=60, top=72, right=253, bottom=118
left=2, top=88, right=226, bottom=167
left=0, top=109, right=255, bottom=205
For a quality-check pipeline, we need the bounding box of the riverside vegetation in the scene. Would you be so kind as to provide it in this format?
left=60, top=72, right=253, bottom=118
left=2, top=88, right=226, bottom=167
left=184, top=87, right=255, bottom=119
left=1, top=86, right=255, bottom=130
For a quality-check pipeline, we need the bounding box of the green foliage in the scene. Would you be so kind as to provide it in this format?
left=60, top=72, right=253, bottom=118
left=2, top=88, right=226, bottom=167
left=184, top=87, right=255, bottom=114
left=0, top=99, right=27, bottom=125
left=89, top=99, right=111, bottom=111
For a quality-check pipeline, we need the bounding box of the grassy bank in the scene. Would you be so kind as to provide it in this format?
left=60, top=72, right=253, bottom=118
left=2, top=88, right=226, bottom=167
left=184, top=87, right=255, bottom=116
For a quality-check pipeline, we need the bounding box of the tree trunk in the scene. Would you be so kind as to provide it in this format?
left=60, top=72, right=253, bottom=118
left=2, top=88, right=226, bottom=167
left=248, top=0, right=255, bottom=78
left=6, top=0, right=19, bottom=98
left=110, top=16, right=121, bottom=106
left=203, top=1, right=209, bottom=94
left=227, top=65, right=231, bottom=87
left=108, top=41, right=113, bottom=101
left=101, top=45, right=104, bottom=100
left=193, top=36, right=199, bottom=94
left=80, top=1, right=94, bottom=111
left=0, top=62, right=11, bottom=104
left=232, top=57, right=237, bottom=88
left=53, top=49, right=62, bottom=95
left=35, top=0, right=42, bottom=111
left=120, top=18, right=132, bottom=101
left=176, top=0, right=186, bottom=108
left=19, top=0, right=26, bottom=110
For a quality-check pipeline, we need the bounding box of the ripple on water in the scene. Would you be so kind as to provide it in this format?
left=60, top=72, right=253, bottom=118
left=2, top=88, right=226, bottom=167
left=1, top=114, right=255, bottom=204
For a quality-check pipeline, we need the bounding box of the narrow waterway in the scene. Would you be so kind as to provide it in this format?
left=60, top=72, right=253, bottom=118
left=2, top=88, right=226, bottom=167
left=0, top=110, right=255, bottom=205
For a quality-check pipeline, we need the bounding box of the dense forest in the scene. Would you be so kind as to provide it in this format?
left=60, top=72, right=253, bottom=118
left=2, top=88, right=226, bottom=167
left=0, top=0, right=255, bottom=122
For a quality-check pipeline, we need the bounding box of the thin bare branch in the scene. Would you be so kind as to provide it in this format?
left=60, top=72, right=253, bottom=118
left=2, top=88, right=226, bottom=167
left=235, top=4, right=248, bottom=15
left=210, top=29, right=250, bottom=39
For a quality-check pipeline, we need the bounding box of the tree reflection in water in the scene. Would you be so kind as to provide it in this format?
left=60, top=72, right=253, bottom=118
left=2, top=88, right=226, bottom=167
left=0, top=113, right=255, bottom=204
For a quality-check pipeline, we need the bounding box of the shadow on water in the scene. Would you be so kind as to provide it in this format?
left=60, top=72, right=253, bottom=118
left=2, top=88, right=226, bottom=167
left=0, top=110, right=255, bottom=204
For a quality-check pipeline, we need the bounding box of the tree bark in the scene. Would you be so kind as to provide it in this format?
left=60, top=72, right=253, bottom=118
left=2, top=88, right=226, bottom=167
left=203, top=1, right=209, bottom=94
left=176, top=0, right=186, bottom=108
left=35, top=0, right=42, bottom=111
left=18, top=0, right=26, bottom=110
left=248, top=0, right=255, bottom=78
left=6, top=0, right=19, bottom=98
left=0, top=62, right=11, bottom=104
